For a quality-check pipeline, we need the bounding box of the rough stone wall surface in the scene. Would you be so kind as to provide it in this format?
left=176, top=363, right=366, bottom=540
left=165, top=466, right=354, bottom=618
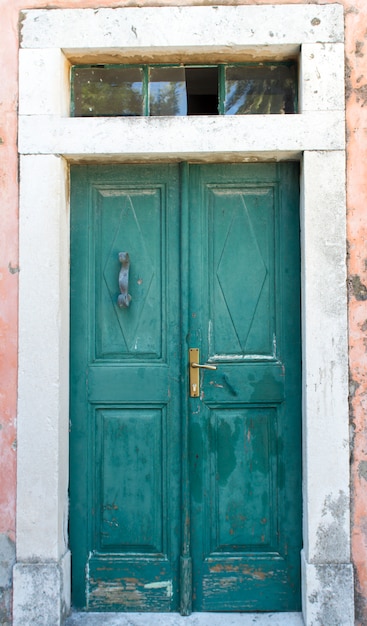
left=0, top=535, right=15, bottom=625
left=1, top=0, right=367, bottom=624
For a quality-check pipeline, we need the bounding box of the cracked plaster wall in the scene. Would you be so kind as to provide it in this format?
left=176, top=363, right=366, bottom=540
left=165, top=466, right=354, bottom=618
left=1, top=0, right=367, bottom=624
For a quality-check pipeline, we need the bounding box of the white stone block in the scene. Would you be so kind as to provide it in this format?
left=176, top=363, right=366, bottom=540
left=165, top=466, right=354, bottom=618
left=18, top=112, right=345, bottom=159
left=65, top=612, right=304, bottom=626
left=302, top=552, right=354, bottom=626
left=19, top=49, right=70, bottom=116
left=300, top=43, right=345, bottom=112
left=19, top=5, right=343, bottom=51
left=13, top=552, right=70, bottom=626
left=17, top=155, right=69, bottom=562
left=301, top=151, right=349, bottom=564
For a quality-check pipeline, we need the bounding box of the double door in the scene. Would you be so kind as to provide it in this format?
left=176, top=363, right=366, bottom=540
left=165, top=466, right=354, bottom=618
left=69, top=162, right=301, bottom=612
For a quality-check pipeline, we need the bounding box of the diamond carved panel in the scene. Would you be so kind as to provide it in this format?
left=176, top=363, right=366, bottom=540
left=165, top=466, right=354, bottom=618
left=97, top=186, right=162, bottom=358
left=215, top=193, right=268, bottom=353
left=103, top=193, right=155, bottom=350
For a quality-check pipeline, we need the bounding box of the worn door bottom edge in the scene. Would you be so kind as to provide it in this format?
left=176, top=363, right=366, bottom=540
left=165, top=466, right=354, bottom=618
left=65, top=612, right=304, bottom=626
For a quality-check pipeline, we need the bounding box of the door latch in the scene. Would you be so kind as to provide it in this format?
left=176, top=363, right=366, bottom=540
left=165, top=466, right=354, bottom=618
left=189, top=348, right=217, bottom=397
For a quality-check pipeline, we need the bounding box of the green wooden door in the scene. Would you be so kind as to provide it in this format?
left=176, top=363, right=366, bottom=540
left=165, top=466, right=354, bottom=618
left=70, top=162, right=301, bottom=613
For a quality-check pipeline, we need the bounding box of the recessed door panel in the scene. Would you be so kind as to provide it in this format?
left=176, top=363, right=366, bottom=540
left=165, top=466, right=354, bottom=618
left=96, top=186, right=164, bottom=359
left=209, top=407, right=277, bottom=552
left=97, top=408, right=164, bottom=552
left=209, top=187, right=275, bottom=357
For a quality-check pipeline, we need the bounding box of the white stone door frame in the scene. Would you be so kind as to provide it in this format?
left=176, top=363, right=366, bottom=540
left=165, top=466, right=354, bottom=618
left=14, top=5, right=354, bottom=625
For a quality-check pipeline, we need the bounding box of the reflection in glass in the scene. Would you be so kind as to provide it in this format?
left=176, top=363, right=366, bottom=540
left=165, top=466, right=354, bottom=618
left=149, top=67, right=187, bottom=116
left=73, top=67, right=144, bottom=116
left=225, top=65, right=297, bottom=115
left=71, top=63, right=298, bottom=117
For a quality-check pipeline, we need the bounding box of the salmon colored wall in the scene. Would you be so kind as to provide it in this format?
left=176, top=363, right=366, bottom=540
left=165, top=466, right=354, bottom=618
left=1, top=0, right=366, bottom=622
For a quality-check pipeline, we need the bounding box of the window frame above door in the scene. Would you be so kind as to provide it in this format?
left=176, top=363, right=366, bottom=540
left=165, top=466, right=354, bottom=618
left=15, top=5, right=353, bottom=626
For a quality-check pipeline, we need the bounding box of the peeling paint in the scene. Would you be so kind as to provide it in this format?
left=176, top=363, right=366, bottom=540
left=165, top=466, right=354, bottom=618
left=144, top=580, right=173, bottom=597
left=212, top=353, right=274, bottom=361
left=349, top=275, right=367, bottom=301
left=88, top=576, right=173, bottom=609
left=209, top=381, right=224, bottom=388
left=7, top=262, right=19, bottom=275
left=349, top=376, right=360, bottom=402
left=358, top=460, right=367, bottom=481
left=355, top=84, right=367, bottom=107
left=355, top=40, right=365, bottom=57
left=346, top=6, right=359, bottom=15
left=209, top=562, right=271, bottom=580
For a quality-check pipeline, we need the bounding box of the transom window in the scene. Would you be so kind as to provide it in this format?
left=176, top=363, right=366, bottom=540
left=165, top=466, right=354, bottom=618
left=71, top=63, right=297, bottom=117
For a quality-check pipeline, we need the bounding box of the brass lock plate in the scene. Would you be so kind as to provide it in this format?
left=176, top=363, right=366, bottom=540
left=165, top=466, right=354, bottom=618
left=189, top=348, right=200, bottom=397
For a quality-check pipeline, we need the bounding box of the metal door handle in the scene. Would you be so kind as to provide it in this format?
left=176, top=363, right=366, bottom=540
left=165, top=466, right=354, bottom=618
left=189, top=348, right=217, bottom=397
left=117, top=252, right=132, bottom=308
left=191, top=363, right=217, bottom=370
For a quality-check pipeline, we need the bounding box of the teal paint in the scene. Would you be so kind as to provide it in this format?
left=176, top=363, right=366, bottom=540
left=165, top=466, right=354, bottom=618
left=70, top=163, right=301, bottom=613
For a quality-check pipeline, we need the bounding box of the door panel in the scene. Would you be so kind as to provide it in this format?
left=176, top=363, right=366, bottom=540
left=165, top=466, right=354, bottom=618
left=209, top=407, right=277, bottom=550
left=96, top=186, right=164, bottom=358
left=97, top=408, right=164, bottom=552
left=70, top=162, right=301, bottom=613
left=209, top=186, right=274, bottom=356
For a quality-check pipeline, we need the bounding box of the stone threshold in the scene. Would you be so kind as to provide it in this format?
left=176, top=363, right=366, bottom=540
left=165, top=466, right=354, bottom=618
left=65, top=612, right=304, bottom=625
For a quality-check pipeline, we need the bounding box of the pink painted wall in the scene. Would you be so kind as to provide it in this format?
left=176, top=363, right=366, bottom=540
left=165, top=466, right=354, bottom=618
left=0, top=0, right=366, bottom=623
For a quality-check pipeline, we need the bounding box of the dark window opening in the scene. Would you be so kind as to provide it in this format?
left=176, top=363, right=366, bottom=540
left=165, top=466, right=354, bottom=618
left=185, top=67, right=219, bottom=115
